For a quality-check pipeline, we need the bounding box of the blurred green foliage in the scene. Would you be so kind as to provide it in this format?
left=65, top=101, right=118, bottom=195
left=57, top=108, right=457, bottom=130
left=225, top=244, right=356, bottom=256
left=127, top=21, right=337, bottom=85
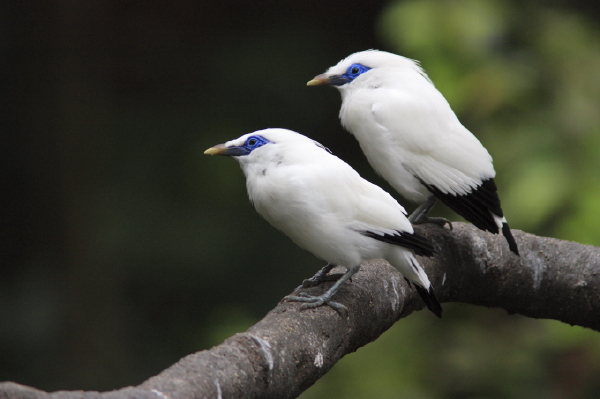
left=378, top=0, right=600, bottom=242
left=1, top=0, right=600, bottom=398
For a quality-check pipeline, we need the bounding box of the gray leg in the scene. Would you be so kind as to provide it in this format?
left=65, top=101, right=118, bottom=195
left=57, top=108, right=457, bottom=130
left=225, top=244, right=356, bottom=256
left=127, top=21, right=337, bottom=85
left=299, top=263, right=344, bottom=289
left=408, top=195, right=452, bottom=229
left=284, top=264, right=361, bottom=317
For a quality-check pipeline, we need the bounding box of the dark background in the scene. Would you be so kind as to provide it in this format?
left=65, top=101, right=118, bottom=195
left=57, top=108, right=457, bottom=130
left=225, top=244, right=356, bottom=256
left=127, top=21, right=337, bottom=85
left=2, top=1, right=600, bottom=397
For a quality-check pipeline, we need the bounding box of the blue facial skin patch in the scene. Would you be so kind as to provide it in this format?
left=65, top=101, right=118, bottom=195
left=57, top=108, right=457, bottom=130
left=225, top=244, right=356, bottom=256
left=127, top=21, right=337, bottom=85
left=329, top=63, right=371, bottom=86
left=225, top=135, right=271, bottom=156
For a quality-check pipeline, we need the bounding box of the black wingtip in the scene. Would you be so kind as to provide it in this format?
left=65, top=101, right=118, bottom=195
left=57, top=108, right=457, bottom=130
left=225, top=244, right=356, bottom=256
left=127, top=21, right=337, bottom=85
left=502, top=222, right=519, bottom=256
left=420, top=177, right=502, bottom=234
left=414, top=284, right=443, bottom=318
left=360, top=230, right=435, bottom=257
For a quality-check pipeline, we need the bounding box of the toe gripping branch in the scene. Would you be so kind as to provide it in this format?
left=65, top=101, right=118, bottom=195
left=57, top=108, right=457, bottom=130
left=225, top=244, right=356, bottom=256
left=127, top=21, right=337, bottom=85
left=285, top=264, right=358, bottom=317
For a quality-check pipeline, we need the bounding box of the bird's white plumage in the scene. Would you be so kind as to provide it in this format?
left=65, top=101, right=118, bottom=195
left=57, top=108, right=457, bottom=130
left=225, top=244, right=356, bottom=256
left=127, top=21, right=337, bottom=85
left=217, top=128, right=436, bottom=299
left=322, top=50, right=495, bottom=203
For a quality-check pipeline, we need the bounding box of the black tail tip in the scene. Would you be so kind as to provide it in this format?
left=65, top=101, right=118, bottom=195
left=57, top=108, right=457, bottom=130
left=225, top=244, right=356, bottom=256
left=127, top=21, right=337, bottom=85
left=414, top=284, right=443, bottom=318
left=502, top=223, right=520, bottom=256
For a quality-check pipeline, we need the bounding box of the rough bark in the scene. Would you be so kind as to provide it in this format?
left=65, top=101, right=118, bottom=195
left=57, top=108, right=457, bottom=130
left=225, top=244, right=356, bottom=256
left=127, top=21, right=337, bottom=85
left=1, top=223, right=599, bottom=399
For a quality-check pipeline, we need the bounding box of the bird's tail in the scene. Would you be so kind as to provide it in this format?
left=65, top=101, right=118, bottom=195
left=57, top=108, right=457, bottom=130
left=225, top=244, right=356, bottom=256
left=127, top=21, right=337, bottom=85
left=413, top=283, right=442, bottom=318
left=493, top=215, right=519, bottom=256
left=502, top=222, right=519, bottom=256
left=391, top=251, right=442, bottom=318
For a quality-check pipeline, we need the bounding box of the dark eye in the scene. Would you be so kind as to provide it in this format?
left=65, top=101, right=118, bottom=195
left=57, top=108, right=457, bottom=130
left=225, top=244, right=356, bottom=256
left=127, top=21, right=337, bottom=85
left=351, top=67, right=359, bottom=75
left=248, top=138, right=257, bottom=146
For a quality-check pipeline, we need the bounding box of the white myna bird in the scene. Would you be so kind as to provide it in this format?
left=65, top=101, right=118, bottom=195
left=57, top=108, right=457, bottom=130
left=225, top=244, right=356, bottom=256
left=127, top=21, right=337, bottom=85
left=205, top=128, right=442, bottom=317
left=308, top=50, right=519, bottom=255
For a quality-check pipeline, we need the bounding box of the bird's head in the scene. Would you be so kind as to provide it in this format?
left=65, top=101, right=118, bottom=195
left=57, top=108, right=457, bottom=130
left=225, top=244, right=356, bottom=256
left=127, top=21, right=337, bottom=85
left=204, top=128, right=329, bottom=162
left=307, top=49, right=429, bottom=88
left=204, top=133, right=271, bottom=157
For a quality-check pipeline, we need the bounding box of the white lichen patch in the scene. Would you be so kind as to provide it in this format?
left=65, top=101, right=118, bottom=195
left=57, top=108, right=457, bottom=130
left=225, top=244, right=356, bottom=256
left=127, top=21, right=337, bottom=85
left=471, top=234, right=490, bottom=273
left=150, top=389, right=169, bottom=399
left=314, top=352, right=324, bottom=368
left=390, top=276, right=400, bottom=312
left=524, top=252, right=546, bottom=290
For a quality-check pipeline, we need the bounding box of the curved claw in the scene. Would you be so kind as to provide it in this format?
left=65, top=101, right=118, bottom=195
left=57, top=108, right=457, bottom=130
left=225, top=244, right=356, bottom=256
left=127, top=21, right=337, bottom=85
left=428, top=217, right=452, bottom=230
left=306, top=300, right=347, bottom=317
left=412, top=215, right=453, bottom=230
left=299, top=298, right=348, bottom=318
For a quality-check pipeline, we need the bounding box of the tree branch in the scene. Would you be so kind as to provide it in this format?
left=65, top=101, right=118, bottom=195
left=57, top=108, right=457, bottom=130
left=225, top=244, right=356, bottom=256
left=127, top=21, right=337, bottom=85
left=1, top=223, right=599, bottom=399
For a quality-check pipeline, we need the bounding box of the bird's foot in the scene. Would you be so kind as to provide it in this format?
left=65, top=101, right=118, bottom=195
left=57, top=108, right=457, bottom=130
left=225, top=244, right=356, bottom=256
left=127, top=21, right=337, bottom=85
left=407, top=195, right=452, bottom=229
left=293, top=264, right=342, bottom=290
left=284, top=292, right=348, bottom=317
left=301, top=273, right=344, bottom=288
left=411, top=214, right=453, bottom=230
